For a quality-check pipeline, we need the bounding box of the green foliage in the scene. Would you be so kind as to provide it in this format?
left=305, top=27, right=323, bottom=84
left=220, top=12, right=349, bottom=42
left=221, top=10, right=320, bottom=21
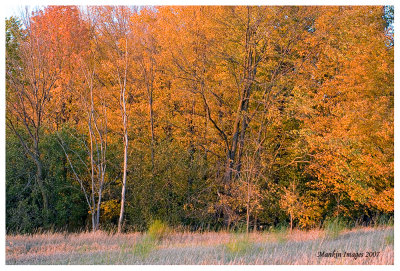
left=225, top=233, right=254, bottom=257
left=270, top=225, right=289, bottom=243
left=6, top=127, right=88, bottom=233
left=384, top=232, right=394, bottom=246
left=323, top=217, right=347, bottom=239
left=130, top=220, right=171, bottom=258
left=147, top=220, right=171, bottom=241
left=132, top=235, right=157, bottom=258
left=6, top=16, right=23, bottom=70
left=372, top=213, right=394, bottom=227
left=42, top=128, right=89, bottom=230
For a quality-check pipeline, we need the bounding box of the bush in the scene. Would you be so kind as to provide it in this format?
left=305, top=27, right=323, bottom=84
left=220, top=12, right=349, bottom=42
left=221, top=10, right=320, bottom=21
left=132, top=220, right=170, bottom=258
left=147, top=220, right=171, bottom=241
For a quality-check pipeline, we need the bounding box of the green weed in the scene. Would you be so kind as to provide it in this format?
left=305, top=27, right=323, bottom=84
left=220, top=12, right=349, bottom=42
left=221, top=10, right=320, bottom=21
left=148, top=220, right=171, bottom=241
left=324, top=217, right=347, bottom=239
left=384, top=232, right=394, bottom=245
left=270, top=225, right=288, bottom=243
left=132, top=235, right=156, bottom=258
left=225, top=233, right=253, bottom=257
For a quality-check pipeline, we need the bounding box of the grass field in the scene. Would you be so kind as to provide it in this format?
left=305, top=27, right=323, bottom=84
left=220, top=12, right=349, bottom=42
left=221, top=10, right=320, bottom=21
left=6, top=226, right=394, bottom=265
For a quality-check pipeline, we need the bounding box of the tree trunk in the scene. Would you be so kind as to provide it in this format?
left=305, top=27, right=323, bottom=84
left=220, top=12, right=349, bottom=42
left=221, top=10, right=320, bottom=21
left=246, top=201, right=250, bottom=234
left=221, top=7, right=257, bottom=227
left=88, top=111, right=97, bottom=231
left=118, top=36, right=129, bottom=233
left=96, top=182, right=103, bottom=231
left=118, top=129, right=128, bottom=233
left=222, top=6, right=256, bottom=185
left=149, top=90, right=155, bottom=173
left=290, top=211, right=293, bottom=233
left=35, top=157, right=48, bottom=217
left=254, top=212, right=258, bottom=232
left=118, top=93, right=128, bottom=233
left=91, top=206, right=96, bottom=232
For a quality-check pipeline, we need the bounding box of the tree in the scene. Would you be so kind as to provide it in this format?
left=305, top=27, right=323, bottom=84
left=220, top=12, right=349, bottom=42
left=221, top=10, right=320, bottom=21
left=55, top=7, right=111, bottom=231
left=6, top=8, right=68, bottom=220
left=5, top=5, right=394, bottom=233
left=296, top=6, right=394, bottom=222
left=280, top=181, right=302, bottom=232
left=91, top=6, right=136, bottom=232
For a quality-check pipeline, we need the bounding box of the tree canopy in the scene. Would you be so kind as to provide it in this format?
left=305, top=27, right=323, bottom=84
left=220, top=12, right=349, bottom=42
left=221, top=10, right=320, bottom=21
left=6, top=5, right=393, bottom=233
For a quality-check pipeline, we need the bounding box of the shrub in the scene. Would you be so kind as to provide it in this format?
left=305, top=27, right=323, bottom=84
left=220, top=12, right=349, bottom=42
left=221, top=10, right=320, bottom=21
left=148, top=220, right=171, bottom=241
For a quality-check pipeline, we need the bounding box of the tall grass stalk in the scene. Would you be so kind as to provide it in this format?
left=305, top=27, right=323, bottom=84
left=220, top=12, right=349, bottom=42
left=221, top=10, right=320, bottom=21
left=6, top=226, right=393, bottom=264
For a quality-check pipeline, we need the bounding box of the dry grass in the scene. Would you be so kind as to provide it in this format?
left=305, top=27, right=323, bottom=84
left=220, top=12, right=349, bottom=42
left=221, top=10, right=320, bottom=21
left=6, top=226, right=393, bottom=265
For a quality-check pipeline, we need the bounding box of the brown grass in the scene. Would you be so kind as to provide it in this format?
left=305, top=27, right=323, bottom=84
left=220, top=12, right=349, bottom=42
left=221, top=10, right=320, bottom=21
left=5, top=226, right=394, bottom=265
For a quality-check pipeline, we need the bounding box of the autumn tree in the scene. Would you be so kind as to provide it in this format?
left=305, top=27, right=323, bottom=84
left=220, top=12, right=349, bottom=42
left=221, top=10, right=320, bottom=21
left=6, top=7, right=81, bottom=220
left=89, top=6, right=137, bottom=232
left=5, top=5, right=394, bottom=233
left=54, top=6, right=113, bottom=231
left=294, top=6, right=394, bottom=224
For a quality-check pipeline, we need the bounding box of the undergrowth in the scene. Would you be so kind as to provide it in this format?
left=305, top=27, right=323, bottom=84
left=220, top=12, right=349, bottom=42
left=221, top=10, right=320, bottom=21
left=132, top=220, right=171, bottom=258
